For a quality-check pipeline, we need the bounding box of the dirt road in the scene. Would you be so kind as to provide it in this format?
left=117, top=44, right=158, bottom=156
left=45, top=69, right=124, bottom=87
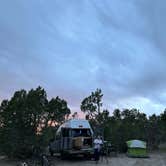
left=0, top=152, right=166, bottom=166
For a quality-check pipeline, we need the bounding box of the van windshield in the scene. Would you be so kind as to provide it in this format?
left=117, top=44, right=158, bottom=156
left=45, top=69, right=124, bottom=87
left=72, top=129, right=91, bottom=137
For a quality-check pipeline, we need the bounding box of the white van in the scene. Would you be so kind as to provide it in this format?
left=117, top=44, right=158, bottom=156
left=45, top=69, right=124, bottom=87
left=49, top=119, right=94, bottom=158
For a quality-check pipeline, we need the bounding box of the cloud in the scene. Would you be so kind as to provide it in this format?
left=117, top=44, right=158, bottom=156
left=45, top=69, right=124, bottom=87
left=0, top=0, right=166, bottom=115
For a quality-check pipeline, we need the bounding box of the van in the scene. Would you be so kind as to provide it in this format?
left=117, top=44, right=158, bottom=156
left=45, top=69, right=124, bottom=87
left=49, top=119, right=94, bottom=158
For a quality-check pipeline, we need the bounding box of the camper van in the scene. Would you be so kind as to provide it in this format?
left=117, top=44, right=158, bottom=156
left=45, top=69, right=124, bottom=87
left=49, top=119, right=94, bottom=158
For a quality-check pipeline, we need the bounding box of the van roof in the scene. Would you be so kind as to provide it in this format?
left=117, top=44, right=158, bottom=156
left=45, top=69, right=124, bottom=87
left=56, top=119, right=93, bottom=134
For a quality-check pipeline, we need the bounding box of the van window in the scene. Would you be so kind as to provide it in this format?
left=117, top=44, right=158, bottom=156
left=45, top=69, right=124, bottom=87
left=62, top=128, right=69, bottom=137
left=72, top=129, right=91, bottom=137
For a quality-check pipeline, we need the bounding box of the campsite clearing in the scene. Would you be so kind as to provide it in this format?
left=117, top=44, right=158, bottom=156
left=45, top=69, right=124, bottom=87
left=0, top=152, right=165, bottom=166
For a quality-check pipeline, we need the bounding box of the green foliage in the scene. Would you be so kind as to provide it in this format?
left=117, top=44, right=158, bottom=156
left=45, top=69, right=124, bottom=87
left=104, top=109, right=166, bottom=152
left=0, top=86, right=70, bottom=158
left=0, top=87, right=165, bottom=157
left=47, top=97, right=70, bottom=126
left=81, top=90, right=166, bottom=152
left=108, top=109, right=148, bottom=152
left=40, top=126, right=56, bottom=147
left=80, top=88, right=103, bottom=119
left=80, top=89, right=109, bottom=137
left=159, top=110, right=166, bottom=142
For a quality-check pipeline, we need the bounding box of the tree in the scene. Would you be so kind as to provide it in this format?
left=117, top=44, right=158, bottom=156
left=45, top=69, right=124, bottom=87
left=113, top=109, right=121, bottom=120
left=41, top=97, right=71, bottom=145
left=159, top=110, right=166, bottom=142
left=80, top=88, right=103, bottom=120
left=0, top=86, right=71, bottom=158
left=146, top=114, right=161, bottom=150
left=97, top=109, right=110, bottom=139
left=81, top=89, right=108, bottom=136
left=0, top=89, right=32, bottom=157
left=46, top=96, right=70, bottom=126
left=108, top=109, right=148, bottom=152
left=26, top=86, right=48, bottom=135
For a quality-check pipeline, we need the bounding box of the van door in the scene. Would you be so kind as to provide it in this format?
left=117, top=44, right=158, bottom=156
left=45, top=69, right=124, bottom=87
left=72, top=129, right=93, bottom=149
left=61, top=128, right=72, bottom=150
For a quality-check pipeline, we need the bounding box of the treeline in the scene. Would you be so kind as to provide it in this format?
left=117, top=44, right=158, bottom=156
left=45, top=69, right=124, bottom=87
left=81, top=89, right=166, bottom=152
left=0, top=86, right=70, bottom=158
left=0, top=87, right=166, bottom=158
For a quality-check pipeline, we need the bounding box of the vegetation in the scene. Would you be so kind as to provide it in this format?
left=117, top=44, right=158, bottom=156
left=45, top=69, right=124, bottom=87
left=0, top=86, right=70, bottom=158
left=81, top=89, right=166, bottom=152
left=0, top=87, right=165, bottom=157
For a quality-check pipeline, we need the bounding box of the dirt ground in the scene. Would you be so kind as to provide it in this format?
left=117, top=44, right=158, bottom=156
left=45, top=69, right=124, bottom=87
left=0, top=152, right=166, bottom=166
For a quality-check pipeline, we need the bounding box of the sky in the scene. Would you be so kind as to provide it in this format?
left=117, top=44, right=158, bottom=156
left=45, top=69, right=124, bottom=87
left=0, top=0, right=166, bottom=115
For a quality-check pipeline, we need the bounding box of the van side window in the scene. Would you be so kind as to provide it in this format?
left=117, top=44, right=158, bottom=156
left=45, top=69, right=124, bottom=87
left=72, top=129, right=91, bottom=137
left=62, top=128, right=69, bottom=137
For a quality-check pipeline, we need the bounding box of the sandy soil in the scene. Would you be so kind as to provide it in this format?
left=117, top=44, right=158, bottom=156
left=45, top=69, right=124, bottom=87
left=0, top=152, right=166, bottom=166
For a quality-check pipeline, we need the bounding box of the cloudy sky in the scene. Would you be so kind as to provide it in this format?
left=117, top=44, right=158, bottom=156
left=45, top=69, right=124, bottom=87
left=0, top=0, right=166, bottom=115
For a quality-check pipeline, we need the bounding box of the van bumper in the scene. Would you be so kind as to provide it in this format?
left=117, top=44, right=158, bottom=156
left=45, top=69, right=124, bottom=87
left=67, top=148, right=93, bottom=155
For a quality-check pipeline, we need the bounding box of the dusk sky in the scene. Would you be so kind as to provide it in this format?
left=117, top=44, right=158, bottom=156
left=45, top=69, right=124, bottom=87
left=0, top=0, right=166, bottom=115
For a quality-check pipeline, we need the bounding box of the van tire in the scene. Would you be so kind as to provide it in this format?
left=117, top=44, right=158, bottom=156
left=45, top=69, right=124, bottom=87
left=49, top=150, right=54, bottom=156
left=84, top=153, right=92, bottom=160
left=60, top=151, right=68, bottom=160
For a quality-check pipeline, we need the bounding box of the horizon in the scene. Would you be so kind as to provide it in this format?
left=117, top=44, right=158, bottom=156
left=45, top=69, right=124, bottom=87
left=0, top=86, right=165, bottom=117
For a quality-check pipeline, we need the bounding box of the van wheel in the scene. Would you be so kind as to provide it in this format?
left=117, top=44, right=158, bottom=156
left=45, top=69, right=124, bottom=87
left=61, top=152, right=68, bottom=160
left=49, top=150, right=54, bottom=156
left=84, top=153, right=92, bottom=160
left=60, top=152, right=65, bottom=159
